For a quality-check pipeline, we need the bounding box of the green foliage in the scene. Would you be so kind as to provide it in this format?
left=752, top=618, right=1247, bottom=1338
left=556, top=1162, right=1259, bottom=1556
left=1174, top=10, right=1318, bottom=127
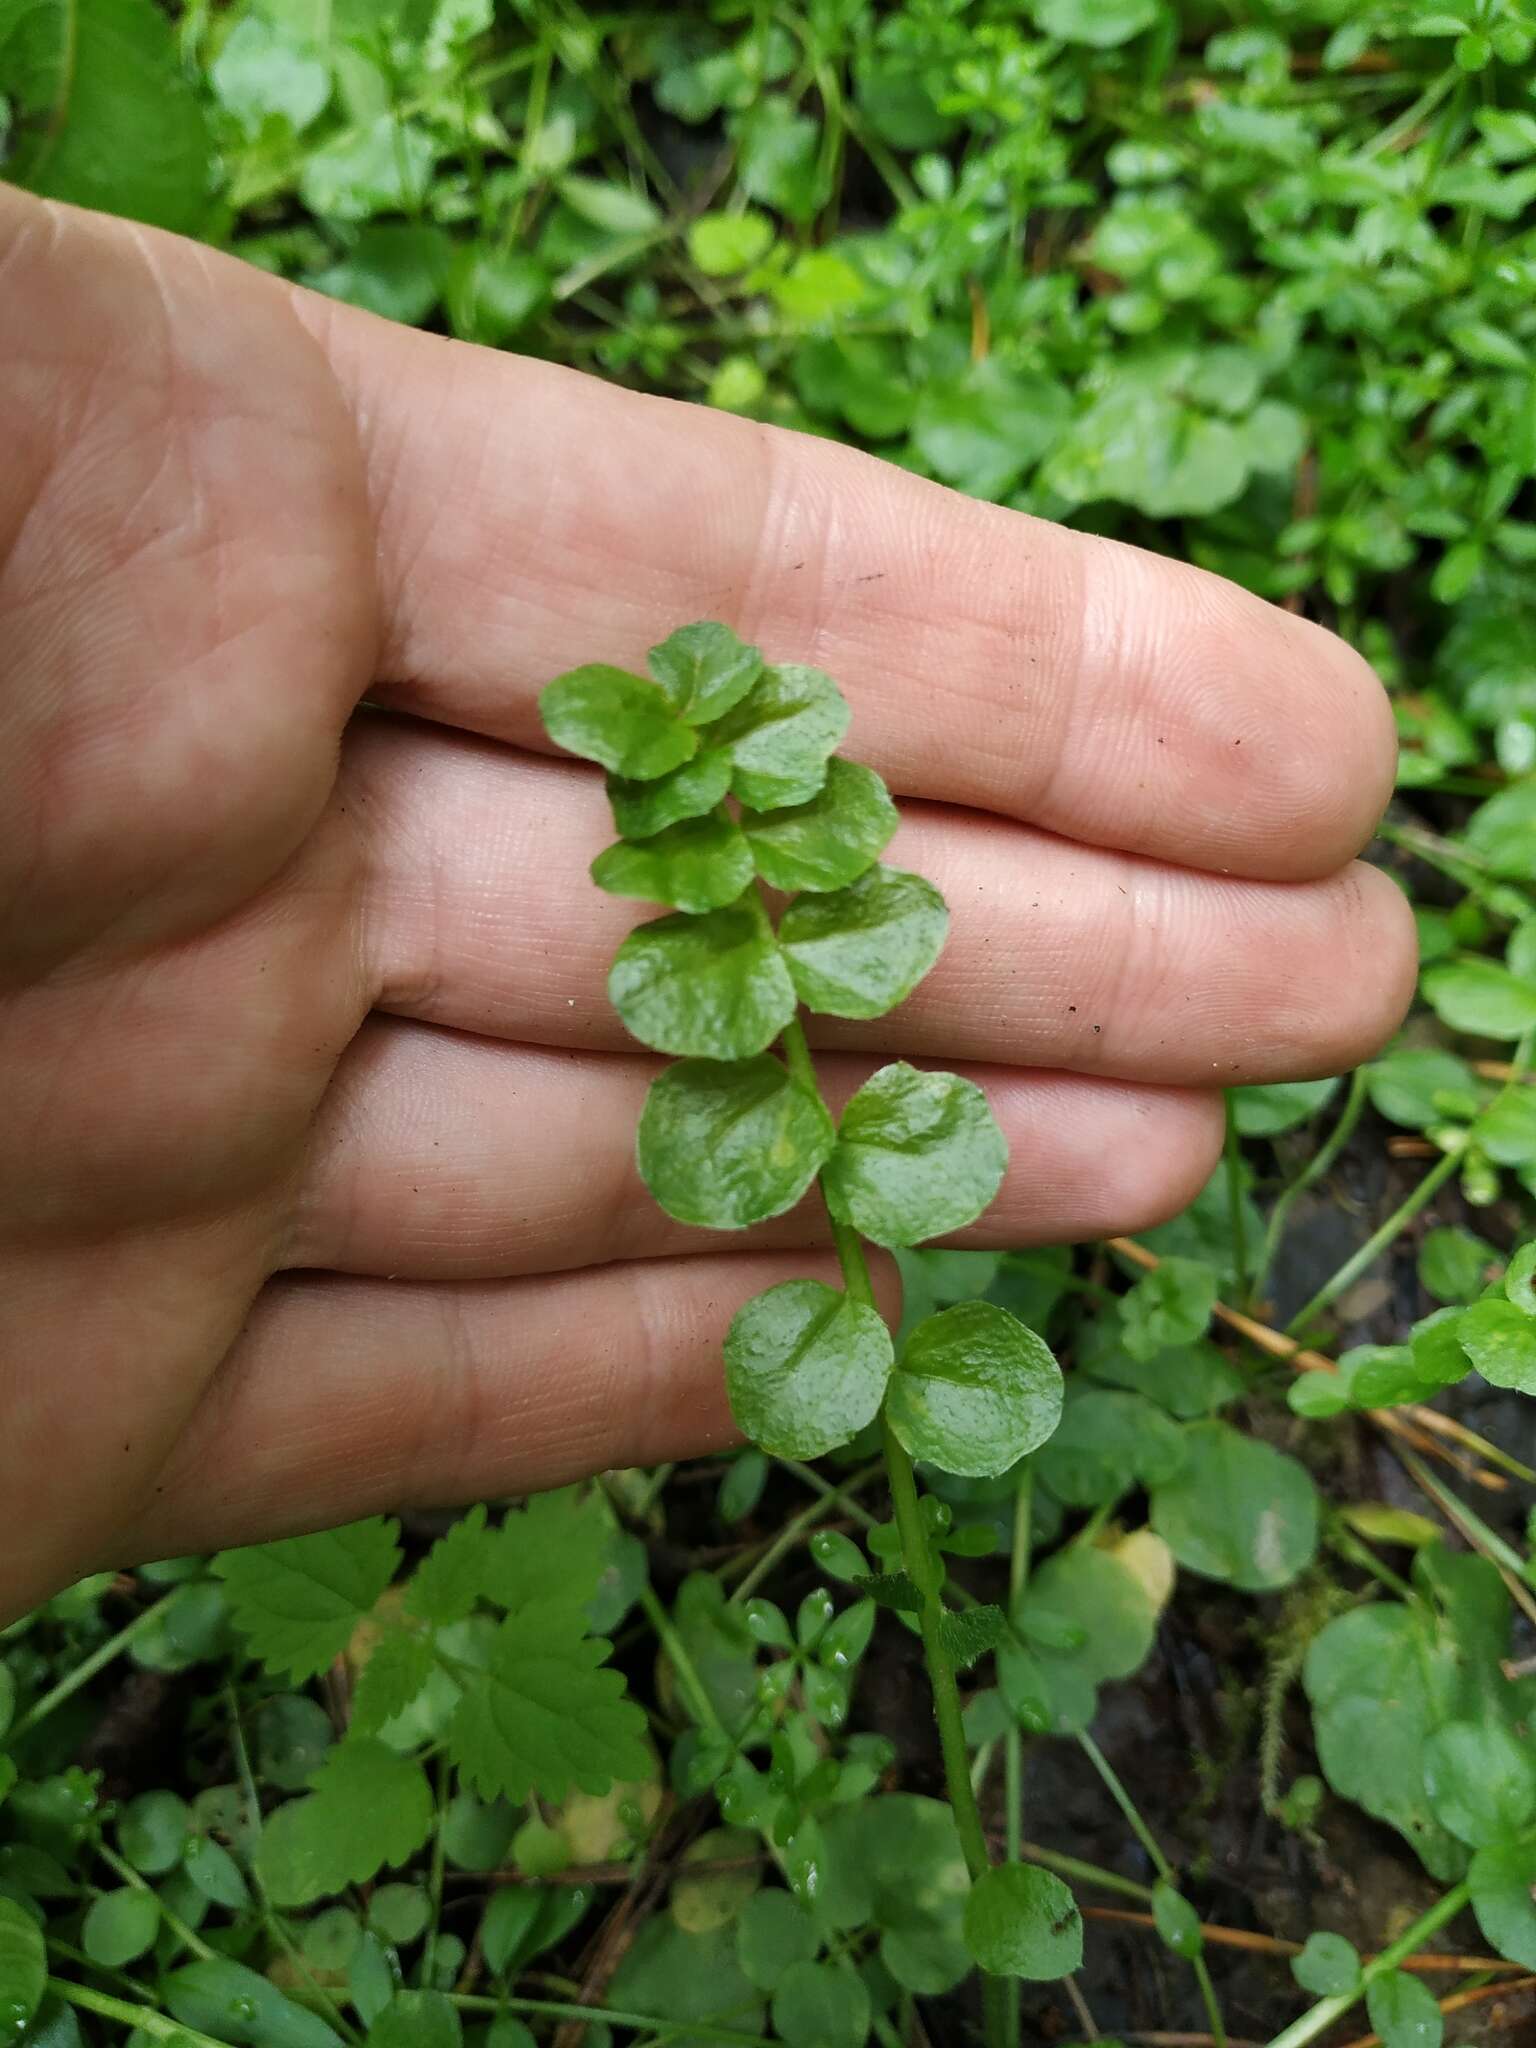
left=724, top=1279, right=894, bottom=1460
left=962, top=1862, right=1083, bottom=1979
left=1291, top=1931, right=1360, bottom=1996
left=777, top=867, right=948, bottom=1020
left=638, top=1057, right=834, bottom=1228
left=887, top=1303, right=1063, bottom=1478
left=0, top=1894, right=45, bottom=2035
left=213, top=1519, right=401, bottom=1683
left=1149, top=1421, right=1318, bottom=1591
left=823, top=1064, right=1008, bottom=1249
left=256, top=1740, right=433, bottom=1907
left=1364, top=1970, right=1444, bottom=2048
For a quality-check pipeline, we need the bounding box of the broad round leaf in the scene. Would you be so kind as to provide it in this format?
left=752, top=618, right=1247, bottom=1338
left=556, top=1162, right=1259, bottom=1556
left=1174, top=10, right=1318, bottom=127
left=711, top=663, right=851, bottom=809
left=608, top=748, right=734, bottom=839
left=743, top=759, right=899, bottom=893
left=1455, top=1296, right=1536, bottom=1392
left=736, top=1890, right=821, bottom=1991
left=779, top=866, right=949, bottom=1020
left=770, top=1959, right=869, bottom=2048
left=638, top=1056, right=835, bottom=1227
left=609, top=903, right=797, bottom=1059
left=591, top=815, right=754, bottom=913
left=0, top=1896, right=46, bottom=2038
left=1470, top=1835, right=1536, bottom=1967
left=1149, top=1420, right=1317, bottom=1591
left=961, top=1862, right=1082, bottom=1979
left=887, top=1303, right=1063, bottom=1478
left=724, top=1280, right=894, bottom=1458
left=823, top=1063, right=1007, bottom=1247
left=647, top=622, right=763, bottom=725
left=1292, top=1932, right=1361, bottom=1996
left=1365, top=1968, right=1445, bottom=2047
left=82, top=1886, right=160, bottom=1966
left=1425, top=1718, right=1536, bottom=1847
left=539, top=664, right=696, bottom=781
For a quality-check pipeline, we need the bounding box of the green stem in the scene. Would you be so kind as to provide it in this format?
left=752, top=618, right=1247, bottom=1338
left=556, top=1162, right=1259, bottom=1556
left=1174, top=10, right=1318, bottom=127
left=97, top=1842, right=217, bottom=1963
left=1263, top=1882, right=1472, bottom=2048
left=1002, top=1475, right=1032, bottom=2048
left=1223, top=1094, right=1250, bottom=1307
left=50, top=1979, right=232, bottom=2047
left=727, top=1461, right=884, bottom=1603
left=1252, top=1067, right=1370, bottom=1305
left=1075, top=1732, right=1173, bottom=1886
left=1284, top=1147, right=1461, bottom=1335
left=10, top=1592, right=177, bottom=1739
left=448, top=1991, right=776, bottom=2042
left=638, top=1584, right=725, bottom=1737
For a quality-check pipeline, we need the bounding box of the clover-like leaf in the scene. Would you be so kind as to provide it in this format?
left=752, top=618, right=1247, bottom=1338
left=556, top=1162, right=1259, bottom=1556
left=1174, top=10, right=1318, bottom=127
left=961, top=1862, right=1082, bottom=1980
left=638, top=1055, right=835, bottom=1227
left=743, top=759, right=899, bottom=893
left=609, top=901, right=797, bottom=1058
left=778, top=865, right=948, bottom=1019
left=647, top=621, right=764, bottom=725
left=591, top=814, right=754, bottom=913
left=724, top=1279, right=894, bottom=1458
left=540, top=663, right=697, bottom=781
left=608, top=747, right=735, bottom=838
left=886, top=1303, right=1063, bottom=1478
left=711, top=663, right=851, bottom=809
left=823, top=1063, right=1007, bottom=1246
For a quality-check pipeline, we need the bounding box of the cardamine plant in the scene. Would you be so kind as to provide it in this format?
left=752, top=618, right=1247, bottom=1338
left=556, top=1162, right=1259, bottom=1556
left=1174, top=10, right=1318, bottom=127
left=539, top=619, right=1079, bottom=2012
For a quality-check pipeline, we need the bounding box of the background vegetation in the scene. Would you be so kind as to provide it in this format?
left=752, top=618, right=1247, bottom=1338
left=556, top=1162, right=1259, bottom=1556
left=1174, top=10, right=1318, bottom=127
left=6, top=1, right=1536, bottom=2043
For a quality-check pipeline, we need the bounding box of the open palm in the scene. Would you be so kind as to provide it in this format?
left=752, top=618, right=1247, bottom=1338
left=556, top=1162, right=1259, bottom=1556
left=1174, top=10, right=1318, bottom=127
left=0, top=186, right=1414, bottom=1621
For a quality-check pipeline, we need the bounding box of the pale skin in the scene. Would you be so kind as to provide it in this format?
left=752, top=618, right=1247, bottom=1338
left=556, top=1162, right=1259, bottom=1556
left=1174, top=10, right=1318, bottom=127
left=0, top=185, right=1418, bottom=1624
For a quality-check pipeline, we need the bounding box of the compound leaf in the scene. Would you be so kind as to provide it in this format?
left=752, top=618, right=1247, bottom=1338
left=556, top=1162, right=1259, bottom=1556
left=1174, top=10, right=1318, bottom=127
left=609, top=902, right=797, bottom=1059
left=540, top=664, right=697, bottom=781
left=407, top=1503, right=494, bottom=1628
left=887, top=1303, right=1063, bottom=1478
left=743, top=759, right=899, bottom=893
left=447, top=1604, right=650, bottom=1804
left=823, top=1063, right=1007, bottom=1246
left=214, top=1519, right=400, bottom=1683
left=712, top=664, right=850, bottom=809
left=647, top=622, right=764, bottom=725
left=350, top=1626, right=436, bottom=1737
left=591, top=814, right=754, bottom=913
left=256, top=1740, right=434, bottom=1908
left=778, top=866, right=948, bottom=1020
left=638, top=1055, right=834, bottom=1227
left=725, top=1279, right=894, bottom=1458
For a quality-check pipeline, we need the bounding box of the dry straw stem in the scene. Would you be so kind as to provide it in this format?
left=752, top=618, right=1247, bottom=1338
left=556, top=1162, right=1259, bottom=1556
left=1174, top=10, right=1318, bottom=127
left=1106, top=1238, right=1514, bottom=1492
left=1082, top=1906, right=1526, bottom=1976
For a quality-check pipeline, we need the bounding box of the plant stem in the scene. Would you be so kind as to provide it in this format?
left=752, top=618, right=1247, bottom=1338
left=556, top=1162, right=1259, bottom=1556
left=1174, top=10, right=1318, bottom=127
left=50, top=1979, right=232, bottom=2047
left=1223, top=1094, right=1251, bottom=1306
left=1284, top=1147, right=1461, bottom=1335
left=1252, top=1067, right=1369, bottom=1303
left=1263, top=1882, right=1471, bottom=2048
left=448, top=1991, right=777, bottom=2042
left=10, top=1591, right=177, bottom=1739
left=97, top=1841, right=217, bottom=1963
left=782, top=1011, right=1011, bottom=2048
left=726, top=1460, right=884, bottom=1603
left=1002, top=1474, right=1032, bottom=2048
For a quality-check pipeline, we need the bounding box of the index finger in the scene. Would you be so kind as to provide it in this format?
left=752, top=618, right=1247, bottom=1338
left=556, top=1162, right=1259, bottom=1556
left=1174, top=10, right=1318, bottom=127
left=300, top=292, right=1395, bottom=883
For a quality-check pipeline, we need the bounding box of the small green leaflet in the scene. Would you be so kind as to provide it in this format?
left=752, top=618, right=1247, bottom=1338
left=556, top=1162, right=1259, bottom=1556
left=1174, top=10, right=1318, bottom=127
left=609, top=748, right=734, bottom=838
left=540, top=664, right=697, bottom=781
left=1422, top=1717, right=1536, bottom=1847
left=609, top=901, right=797, bottom=1058
left=349, top=1625, right=435, bottom=1736
left=0, top=1894, right=46, bottom=2037
left=214, top=1517, right=400, bottom=1682
left=647, top=621, right=764, bottom=725
left=725, top=1279, right=894, bottom=1458
left=742, top=758, right=899, bottom=893
left=853, top=1571, right=924, bottom=1614
left=165, top=1956, right=342, bottom=2047
left=407, top=1501, right=492, bottom=1627
left=638, top=1055, right=834, bottom=1227
left=1364, top=1969, right=1445, bottom=2047
left=1469, top=1834, right=1536, bottom=1968
left=591, top=814, right=754, bottom=913
left=779, top=866, right=948, bottom=1020
left=823, top=1063, right=1007, bottom=1246
left=711, top=663, right=851, bottom=808
left=1453, top=1295, right=1536, bottom=1392
left=477, top=1489, right=613, bottom=1617
left=256, top=1739, right=434, bottom=1908
left=961, top=1862, right=1082, bottom=1979
left=447, top=1600, right=651, bottom=1803
left=1149, top=1421, right=1318, bottom=1592
left=936, top=1604, right=1007, bottom=1670
left=1291, top=1931, right=1361, bottom=1996
left=366, top=1991, right=464, bottom=2048
left=886, top=1303, right=1063, bottom=1478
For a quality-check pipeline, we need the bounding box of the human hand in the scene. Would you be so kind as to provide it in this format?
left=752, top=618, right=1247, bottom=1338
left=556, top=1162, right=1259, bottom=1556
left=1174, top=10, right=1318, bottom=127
left=0, top=186, right=1414, bottom=1620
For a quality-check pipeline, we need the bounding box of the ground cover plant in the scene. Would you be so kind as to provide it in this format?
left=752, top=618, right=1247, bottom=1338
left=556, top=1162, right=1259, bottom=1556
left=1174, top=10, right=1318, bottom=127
left=8, top=1, right=1536, bottom=2043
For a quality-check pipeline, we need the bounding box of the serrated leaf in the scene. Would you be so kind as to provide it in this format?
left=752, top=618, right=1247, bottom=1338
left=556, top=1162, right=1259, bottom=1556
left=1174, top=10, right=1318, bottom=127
left=724, top=1279, right=894, bottom=1458
left=779, top=866, right=948, bottom=1020
left=407, top=1504, right=493, bottom=1627
left=647, top=622, right=764, bottom=725
left=852, top=1572, right=923, bottom=1614
left=591, top=815, right=754, bottom=913
left=887, top=1303, right=1063, bottom=1479
left=742, top=759, right=899, bottom=893
left=823, top=1063, right=1007, bottom=1246
left=214, top=1519, right=400, bottom=1683
left=256, top=1740, right=434, bottom=1907
left=609, top=901, right=797, bottom=1059
left=608, top=748, right=734, bottom=839
left=447, top=1602, right=649, bottom=1804
left=711, top=664, right=850, bottom=809
left=350, top=1625, right=436, bottom=1736
left=638, top=1054, right=834, bottom=1227
left=539, top=664, right=697, bottom=781
left=479, top=1490, right=613, bottom=1618
left=936, top=1604, right=1007, bottom=1670
left=962, top=1862, right=1082, bottom=1979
